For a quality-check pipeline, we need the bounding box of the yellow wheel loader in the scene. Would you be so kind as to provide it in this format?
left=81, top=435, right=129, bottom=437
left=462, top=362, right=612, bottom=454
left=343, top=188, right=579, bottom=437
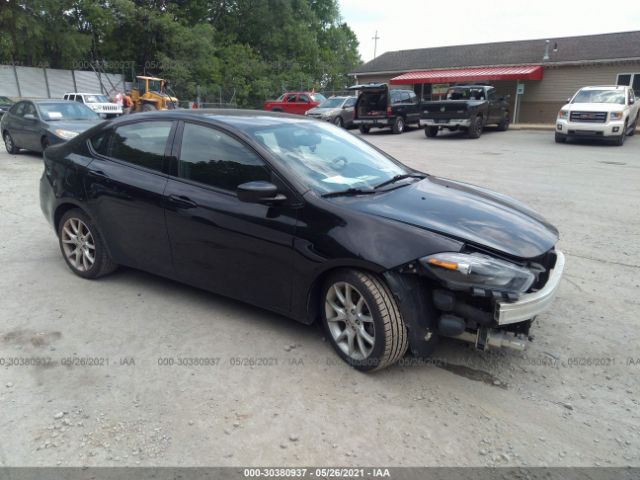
left=130, top=76, right=178, bottom=112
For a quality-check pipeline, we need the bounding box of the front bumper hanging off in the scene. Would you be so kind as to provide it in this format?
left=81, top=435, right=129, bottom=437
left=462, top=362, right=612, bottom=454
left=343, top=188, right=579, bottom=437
left=495, top=251, right=565, bottom=325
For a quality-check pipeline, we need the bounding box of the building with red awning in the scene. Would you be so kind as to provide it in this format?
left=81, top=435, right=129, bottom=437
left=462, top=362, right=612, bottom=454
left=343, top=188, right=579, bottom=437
left=350, top=31, right=640, bottom=123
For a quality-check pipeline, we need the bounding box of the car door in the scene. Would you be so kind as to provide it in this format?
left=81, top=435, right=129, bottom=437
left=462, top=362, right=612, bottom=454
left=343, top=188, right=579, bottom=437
left=343, top=97, right=356, bottom=125
left=21, top=102, right=43, bottom=151
left=406, top=91, right=421, bottom=123
left=163, top=121, right=297, bottom=313
left=5, top=102, right=26, bottom=147
left=486, top=88, right=503, bottom=123
left=296, top=94, right=311, bottom=114
left=83, top=120, right=176, bottom=277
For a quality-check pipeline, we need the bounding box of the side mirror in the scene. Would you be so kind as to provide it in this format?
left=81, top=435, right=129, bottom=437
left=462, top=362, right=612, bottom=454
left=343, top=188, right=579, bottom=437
left=237, top=181, right=286, bottom=204
left=566, top=97, right=571, bottom=103
left=630, top=98, right=635, bottom=105
left=24, top=113, right=36, bottom=120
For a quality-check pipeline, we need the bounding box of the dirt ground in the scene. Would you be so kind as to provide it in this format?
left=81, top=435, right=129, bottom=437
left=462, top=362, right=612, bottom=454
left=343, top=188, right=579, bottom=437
left=0, top=127, right=639, bottom=467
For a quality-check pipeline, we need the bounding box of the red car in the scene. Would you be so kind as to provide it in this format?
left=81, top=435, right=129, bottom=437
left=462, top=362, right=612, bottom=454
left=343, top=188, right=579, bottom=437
left=263, top=92, right=326, bottom=115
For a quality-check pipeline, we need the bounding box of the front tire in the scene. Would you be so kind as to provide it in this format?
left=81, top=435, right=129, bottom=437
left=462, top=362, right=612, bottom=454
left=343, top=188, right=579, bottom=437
left=359, top=125, right=370, bottom=134
left=628, top=116, right=637, bottom=136
left=58, top=209, right=117, bottom=279
left=555, top=132, right=567, bottom=143
left=425, top=126, right=438, bottom=138
left=142, top=103, right=157, bottom=112
left=334, top=116, right=344, bottom=128
left=614, top=122, right=627, bottom=146
left=322, top=270, right=408, bottom=371
left=392, top=116, right=405, bottom=134
left=468, top=115, right=483, bottom=139
left=4, top=132, right=19, bottom=154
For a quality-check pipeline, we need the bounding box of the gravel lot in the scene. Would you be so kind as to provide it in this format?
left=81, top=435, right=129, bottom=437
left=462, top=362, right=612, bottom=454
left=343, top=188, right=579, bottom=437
left=1, top=127, right=639, bottom=467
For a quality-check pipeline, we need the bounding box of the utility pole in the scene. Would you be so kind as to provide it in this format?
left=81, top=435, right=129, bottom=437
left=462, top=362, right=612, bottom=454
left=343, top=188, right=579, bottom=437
left=372, top=30, right=380, bottom=59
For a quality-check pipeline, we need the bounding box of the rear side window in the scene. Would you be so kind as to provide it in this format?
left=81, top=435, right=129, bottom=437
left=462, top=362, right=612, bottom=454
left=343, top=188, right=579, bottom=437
left=110, top=121, right=173, bottom=172
left=178, top=123, right=270, bottom=191
left=75, top=96, right=83, bottom=103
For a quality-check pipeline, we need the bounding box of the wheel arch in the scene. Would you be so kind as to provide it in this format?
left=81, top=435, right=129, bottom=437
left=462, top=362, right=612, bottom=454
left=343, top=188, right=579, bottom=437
left=303, top=261, right=387, bottom=325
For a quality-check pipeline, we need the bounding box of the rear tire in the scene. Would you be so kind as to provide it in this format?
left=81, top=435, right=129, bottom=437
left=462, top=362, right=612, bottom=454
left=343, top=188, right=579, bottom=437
left=58, top=209, right=117, bottom=279
left=467, top=115, right=483, bottom=139
left=322, top=269, right=408, bottom=372
left=142, top=103, right=157, bottom=112
left=334, top=116, right=344, bottom=128
left=425, top=126, right=438, bottom=138
left=359, top=125, right=370, bottom=134
left=4, top=132, right=19, bottom=154
left=555, top=132, right=567, bottom=143
left=392, top=116, right=405, bottom=134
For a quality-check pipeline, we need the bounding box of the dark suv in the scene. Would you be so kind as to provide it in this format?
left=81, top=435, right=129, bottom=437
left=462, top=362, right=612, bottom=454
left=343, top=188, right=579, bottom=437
left=350, top=83, right=421, bottom=134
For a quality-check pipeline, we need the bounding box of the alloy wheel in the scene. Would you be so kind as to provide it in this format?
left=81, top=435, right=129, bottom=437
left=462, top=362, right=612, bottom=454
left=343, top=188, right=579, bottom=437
left=61, top=217, right=96, bottom=272
left=325, top=281, right=376, bottom=360
left=4, top=133, right=14, bottom=152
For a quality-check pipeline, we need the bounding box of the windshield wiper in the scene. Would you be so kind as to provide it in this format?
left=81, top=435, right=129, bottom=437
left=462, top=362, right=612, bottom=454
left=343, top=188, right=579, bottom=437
left=374, top=173, right=425, bottom=190
left=322, top=187, right=376, bottom=198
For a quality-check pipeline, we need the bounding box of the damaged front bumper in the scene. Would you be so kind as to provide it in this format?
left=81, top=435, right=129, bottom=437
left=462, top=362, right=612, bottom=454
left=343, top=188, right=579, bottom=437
left=385, top=250, right=565, bottom=356
left=495, top=251, right=565, bottom=325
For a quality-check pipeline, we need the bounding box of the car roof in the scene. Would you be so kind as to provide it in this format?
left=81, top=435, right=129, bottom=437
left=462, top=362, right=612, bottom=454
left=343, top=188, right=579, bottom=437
left=26, top=99, right=78, bottom=104
left=580, top=85, right=626, bottom=90
left=107, top=109, right=311, bottom=125
left=64, top=93, right=106, bottom=96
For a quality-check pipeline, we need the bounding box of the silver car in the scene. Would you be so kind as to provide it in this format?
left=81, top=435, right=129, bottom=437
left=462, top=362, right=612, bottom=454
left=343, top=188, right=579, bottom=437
left=304, top=96, right=356, bottom=128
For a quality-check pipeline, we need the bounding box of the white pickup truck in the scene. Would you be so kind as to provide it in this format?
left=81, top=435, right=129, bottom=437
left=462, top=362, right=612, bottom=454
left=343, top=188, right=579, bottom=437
left=555, top=85, right=638, bottom=146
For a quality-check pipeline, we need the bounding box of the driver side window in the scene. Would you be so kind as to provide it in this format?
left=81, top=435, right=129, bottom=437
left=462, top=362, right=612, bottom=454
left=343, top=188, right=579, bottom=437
left=178, top=123, right=270, bottom=192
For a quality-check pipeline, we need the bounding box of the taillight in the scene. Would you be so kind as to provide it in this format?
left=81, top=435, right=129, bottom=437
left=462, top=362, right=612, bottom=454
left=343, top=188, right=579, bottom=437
left=386, top=106, right=392, bottom=117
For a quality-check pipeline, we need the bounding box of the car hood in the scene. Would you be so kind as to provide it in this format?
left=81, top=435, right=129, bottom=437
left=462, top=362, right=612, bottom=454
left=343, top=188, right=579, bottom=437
left=308, top=107, right=340, bottom=114
left=562, top=102, right=624, bottom=112
left=335, top=176, right=559, bottom=259
left=46, top=119, right=102, bottom=132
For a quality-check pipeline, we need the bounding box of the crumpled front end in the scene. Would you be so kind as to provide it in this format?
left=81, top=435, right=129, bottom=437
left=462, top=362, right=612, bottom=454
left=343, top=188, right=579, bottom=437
left=386, top=247, right=565, bottom=355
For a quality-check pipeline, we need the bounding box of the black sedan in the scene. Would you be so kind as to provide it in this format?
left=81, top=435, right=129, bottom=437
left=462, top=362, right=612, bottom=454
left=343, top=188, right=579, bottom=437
left=2, top=99, right=101, bottom=154
left=40, top=110, right=565, bottom=371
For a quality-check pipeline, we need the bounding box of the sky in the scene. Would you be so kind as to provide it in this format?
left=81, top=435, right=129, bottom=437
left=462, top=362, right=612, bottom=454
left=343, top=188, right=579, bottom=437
left=339, top=0, right=640, bottom=63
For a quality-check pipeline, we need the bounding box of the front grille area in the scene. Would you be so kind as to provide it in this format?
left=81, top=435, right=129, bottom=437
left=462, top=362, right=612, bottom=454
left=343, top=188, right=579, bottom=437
left=569, top=111, right=607, bottom=123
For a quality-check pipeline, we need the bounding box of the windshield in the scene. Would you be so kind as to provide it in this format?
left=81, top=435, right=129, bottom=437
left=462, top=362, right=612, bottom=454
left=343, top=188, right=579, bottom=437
left=148, top=80, right=162, bottom=92
left=446, top=87, right=485, bottom=100
left=571, top=89, right=625, bottom=105
left=85, top=95, right=109, bottom=103
left=37, top=102, right=99, bottom=121
left=246, top=121, right=407, bottom=194
left=311, top=93, right=326, bottom=103
left=318, top=98, right=346, bottom=108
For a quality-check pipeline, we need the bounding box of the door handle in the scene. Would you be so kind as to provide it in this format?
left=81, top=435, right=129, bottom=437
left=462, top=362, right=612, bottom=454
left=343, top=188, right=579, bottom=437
left=88, top=170, right=109, bottom=180
left=168, top=194, right=198, bottom=209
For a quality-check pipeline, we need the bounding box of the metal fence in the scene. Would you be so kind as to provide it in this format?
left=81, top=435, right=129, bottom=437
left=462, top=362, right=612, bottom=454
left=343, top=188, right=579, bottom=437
left=0, top=64, right=125, bottom=99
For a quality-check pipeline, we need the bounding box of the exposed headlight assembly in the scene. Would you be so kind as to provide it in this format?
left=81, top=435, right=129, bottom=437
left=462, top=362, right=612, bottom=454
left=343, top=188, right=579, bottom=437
left=421, top=252, right=535, bottom=294
left=54, top=129, right=79, bottom=140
